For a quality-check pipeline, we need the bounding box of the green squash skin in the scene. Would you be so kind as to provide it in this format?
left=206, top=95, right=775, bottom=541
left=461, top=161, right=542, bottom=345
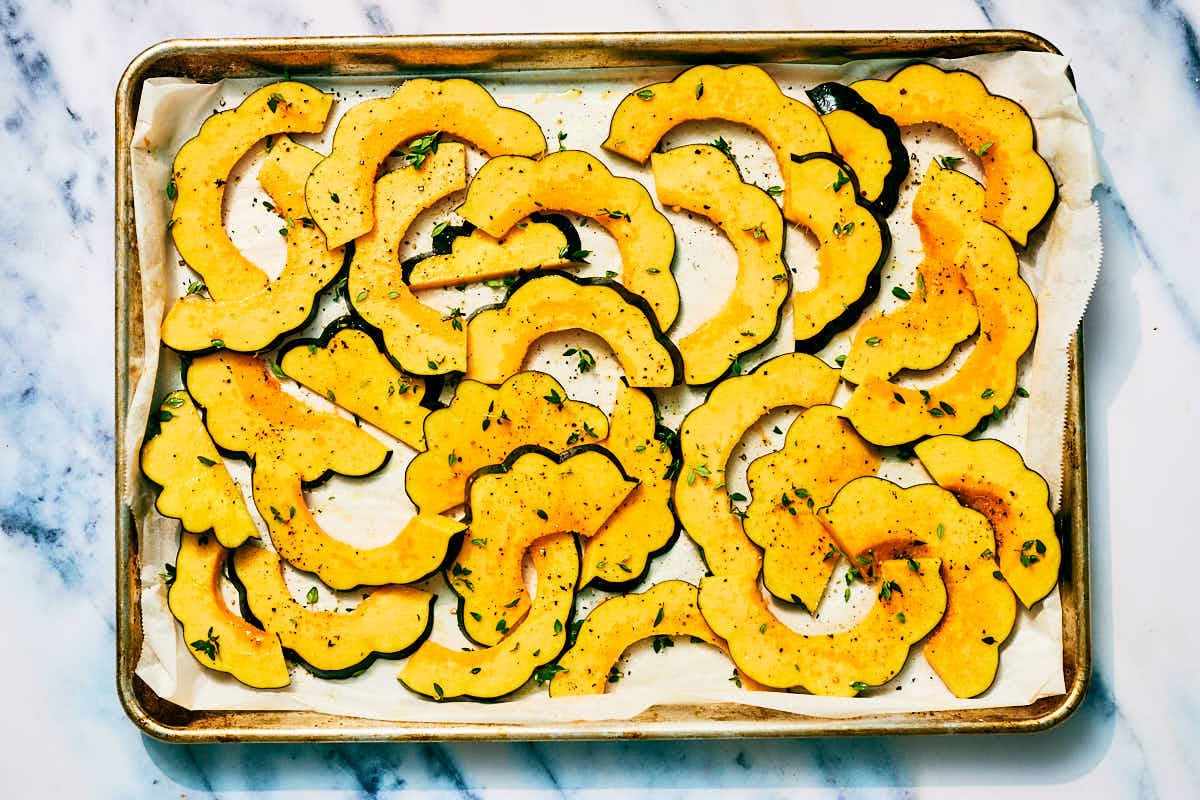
left=179, top=354, right=394, bottom=492
left=274, top=314, right=446, bottom=412
left=162, top=246, right=352, bottom=358
left=585, top=378, right=683, bottom=593
left=787, top=152, right=891, bottom=355
left=400, top=531, right=582, bottom=703
left=227, top=556, right=437, bottom=681
left=465, top=269, right=685, bottom=387
left=447, top=443, right=636, bottom=648
left=806, top=82, right=909, bottom=217
left=400, top=212, right=583, bottom=284
left=859, top=63, right=1056, bottom=247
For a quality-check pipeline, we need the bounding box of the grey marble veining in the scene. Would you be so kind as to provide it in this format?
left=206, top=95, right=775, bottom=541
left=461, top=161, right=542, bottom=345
left=2, top=0, right=1199, bottom=796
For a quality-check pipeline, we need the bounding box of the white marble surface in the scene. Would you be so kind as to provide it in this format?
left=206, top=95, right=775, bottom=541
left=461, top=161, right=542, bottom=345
left=1, top=0, right=1198, bottom=797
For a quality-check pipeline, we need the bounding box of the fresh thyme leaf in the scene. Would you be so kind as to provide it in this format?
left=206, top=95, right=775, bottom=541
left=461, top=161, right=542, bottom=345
left=636, top=88, right=655, bottom=100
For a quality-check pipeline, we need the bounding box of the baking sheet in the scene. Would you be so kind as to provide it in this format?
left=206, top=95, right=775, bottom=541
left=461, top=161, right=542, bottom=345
left=123, top=50, right=1100, bottom=724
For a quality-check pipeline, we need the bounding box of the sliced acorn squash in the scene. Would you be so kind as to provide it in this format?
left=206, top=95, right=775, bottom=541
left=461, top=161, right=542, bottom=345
left=161, top=137, right=345, bottom=354
left=305, top=77, right=546, bottom=248
left=603, top=64, right=830, bottom=224
left=550, top=580, right=732, bottom=696
left=785, top=153, right=891, bottom=352
left=699, top=558, right=945, bottom=694
left=278, top=317, right=438, bottom=452
left=843, top=163, right=1037, bottom=446
left=818, top=476, right=1017, bottom=698
left=466, top=272, right=682, bottom=388
left=841, top=159, right=981, bottom=385
left=399, top=532, right=579, bottom=701
left=185, top=352, right=390, bottom=482
left=167, top=532, right=289, bottom=688
left=675, top=353, right=841, bottom=576
left=230, top=544, right=434, bottom=679
left=455, top=150, right=679, bottom=329
left=743, top=405, right=880, bottom=610
left=405, top=372, right=609, bottom=514
left=806, top=82, right=908, bottom=217
left=250, top=459, right=465, bottom=590
left=170, top=81, right=333, bottom=300
left=404, top=221, right=572, bottom=290
left=915, top=435, right=1060, bottom=609
left=650, top=145, right=789, bottom=385
left=348, top=145, right=469, bottom=376
left=140, top=391, right=258, bottom=549
left=582, top=384, right=679, bottom=589
left=449, top=446, right=637, bottom=646
left=851, top=63, right=1057, bottom=246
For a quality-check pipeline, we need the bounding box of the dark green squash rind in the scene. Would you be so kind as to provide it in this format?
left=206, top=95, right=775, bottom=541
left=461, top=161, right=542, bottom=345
left=466, top=269, right=684, bottom=386
left=806, top=82, right=909, bottom=217
left=788, top=152, right=891, bottom=354
left=227, top=557, right=437, bottom=680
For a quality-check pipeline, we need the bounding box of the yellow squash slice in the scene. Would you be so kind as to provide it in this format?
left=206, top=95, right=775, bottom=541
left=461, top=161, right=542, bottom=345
left=448, top=447, right=637, bottom=646
left=404, top=372, right=609, bottom=514
left=455, top=150, right=679, bottom=329
left=651, top=145, right=789, bottom=385
left=675, top=353, right=840, bottom=577
left=915, top=435, right=1060, bottom=608
left=140, top=391, right=258, bottom=549
left=399, top=533, right=579, bottom=701
left=819, top=476, right=1017, bottom=698
left=161, top=138, right=345, bottom=353
left=405, top=222, right=571, bottom=290
left=466, top=272, right=682, bottom=388
left=231, top=544, right=434, bottom=679
left=167, top=532, right=288, bottom=688
left=170, top=81, right=333, bottom=299
left=699, top=558, right=946, bottom=694
left=743, top=405, right=880, bottom=610
left=305, top=78, right=546, bottom=248
left=348, top=145, right=469, bottom=376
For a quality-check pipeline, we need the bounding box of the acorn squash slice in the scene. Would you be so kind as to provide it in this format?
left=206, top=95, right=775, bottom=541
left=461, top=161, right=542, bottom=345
left=230, top=544, right=434, bottom=679
left=455, top=150, right=679, bottom=329
left=698, top=557, right=946, bottom=694
left=466, top=272, right=682, bottom=388
left=404, top=220, right=572, bottom=291
left=675, top=353, right=840, bottom=576
left=603, top=64, right=830, bottom=225
left=550, top=580, right=734, bottom=696
left=818, top=476, right=1017, bottom=698
left=405, top=372, right=609, bottom=514
left=399, top=532, right=579, bottom=701
left=278, top=317, right=439, bottom=452
left=169, top=81, right=333, bottom=300
left=851, top=63, right=1057, bottom=247
left=161, top=137, right=345, bottom=354
left=582, top=384, right=679, bottom=590
left=167, top=532, right=289, bottom=688
left=785, top=153, right=891, bottom=352
left=650, top=145, right=789, bottom=385
left=840, top=162, right=980, bottom=385
left=843, top=163, right=1036, bottom=446
left=140, top=391, right=258, bottom=549
left=305, top=77, right=546, bottom=248
left=743, top=405, right=880, bottom=610
left=806, top=82, right=908, bottom=217
left=448, top=446, right=637, bottom=646
left=348, top=145, right=469, bottom=376
left=915, top=435, right=1060, bottom=609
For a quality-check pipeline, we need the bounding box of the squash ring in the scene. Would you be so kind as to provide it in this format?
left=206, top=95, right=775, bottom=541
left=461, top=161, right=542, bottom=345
left=455, top=150, right=680, bottom=329
left=466, top=271, right=683, bottom=388
left=305, top=78, right=546, bottom=248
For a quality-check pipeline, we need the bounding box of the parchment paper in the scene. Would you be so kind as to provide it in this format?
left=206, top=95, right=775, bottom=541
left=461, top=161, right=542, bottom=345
left=124, top=50, right=1101, bottom=723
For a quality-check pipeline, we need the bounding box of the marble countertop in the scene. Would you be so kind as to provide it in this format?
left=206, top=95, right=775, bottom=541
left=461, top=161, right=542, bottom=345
left=2, top=0, right=1198, bottom=796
